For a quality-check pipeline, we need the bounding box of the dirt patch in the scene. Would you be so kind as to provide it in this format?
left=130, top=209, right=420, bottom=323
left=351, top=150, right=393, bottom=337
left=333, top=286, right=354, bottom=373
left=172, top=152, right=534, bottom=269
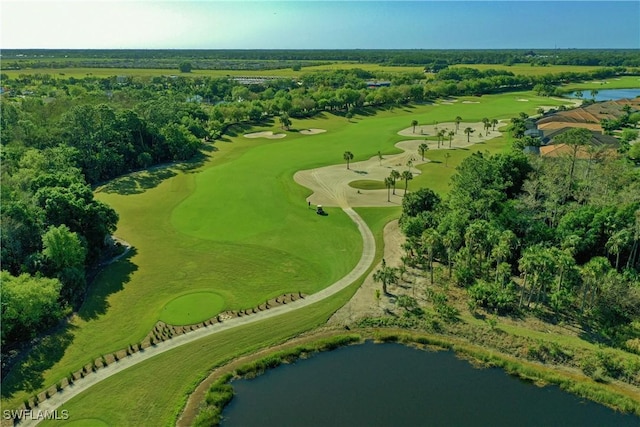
left=328, top=219, right=406, bottom=326
left=243, top=131, right=286, bottom=139
left=300, top=128, right=327, bottom=135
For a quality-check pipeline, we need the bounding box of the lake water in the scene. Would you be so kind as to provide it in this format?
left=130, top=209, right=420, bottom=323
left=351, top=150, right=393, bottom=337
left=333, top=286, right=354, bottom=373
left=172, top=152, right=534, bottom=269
left=567, top=88, right=640, bottom=101
left=221, top=342, right=639, bottom=427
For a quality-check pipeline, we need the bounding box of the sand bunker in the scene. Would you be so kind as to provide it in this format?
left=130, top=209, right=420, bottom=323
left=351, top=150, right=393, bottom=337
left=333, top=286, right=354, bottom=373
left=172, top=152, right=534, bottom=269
left=462, top=100, right=480, bottom=104
left=295, top=121, right=504, bottom=208
left=517, top=99, right=529, bottom=102
left=300, top=128, right=327, bottom=135
left=244, top=131, right=286, bottom=139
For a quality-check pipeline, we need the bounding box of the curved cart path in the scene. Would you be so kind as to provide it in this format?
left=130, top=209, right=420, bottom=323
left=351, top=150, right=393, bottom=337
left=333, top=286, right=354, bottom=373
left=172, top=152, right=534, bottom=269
left=20, top=208, right=375, bottom=427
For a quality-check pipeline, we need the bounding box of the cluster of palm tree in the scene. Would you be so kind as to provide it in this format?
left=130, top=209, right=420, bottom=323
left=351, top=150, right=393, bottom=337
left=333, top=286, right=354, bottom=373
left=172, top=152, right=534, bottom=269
left=373, top=259, right=400, bottom=295
left=435, top=128, right=451, bottom=148
left=384, top=169, right=413, bottom=201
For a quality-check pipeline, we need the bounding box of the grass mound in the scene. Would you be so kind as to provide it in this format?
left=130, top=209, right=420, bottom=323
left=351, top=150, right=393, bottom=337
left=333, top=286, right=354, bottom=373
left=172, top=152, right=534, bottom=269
left=159, top=292, right=225, bottom=325
left=348, top=180, right=386, bottom=190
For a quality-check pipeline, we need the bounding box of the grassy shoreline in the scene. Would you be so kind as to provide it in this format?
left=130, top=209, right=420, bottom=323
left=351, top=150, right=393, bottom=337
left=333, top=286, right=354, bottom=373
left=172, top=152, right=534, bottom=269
left=191, top=328, right=640, bottom=426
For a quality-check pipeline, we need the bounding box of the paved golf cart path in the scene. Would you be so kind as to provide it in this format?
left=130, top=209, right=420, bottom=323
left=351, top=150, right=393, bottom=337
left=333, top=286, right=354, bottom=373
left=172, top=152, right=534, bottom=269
left=20, top=208, right=375, bottom=427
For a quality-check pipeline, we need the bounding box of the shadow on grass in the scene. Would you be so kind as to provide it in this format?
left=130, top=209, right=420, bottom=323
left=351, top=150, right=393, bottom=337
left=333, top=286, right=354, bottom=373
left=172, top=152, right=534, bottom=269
left=97, top=143, right=221, bottom=194
left=175, top=145, right=218, bottom=174
left=97, top=168, right=177, bottom=195
left=1, top=325, right=77, bottom=399
left=223, top=122, right=256, bottom=137
left=78, top=248, right=138, bottom=321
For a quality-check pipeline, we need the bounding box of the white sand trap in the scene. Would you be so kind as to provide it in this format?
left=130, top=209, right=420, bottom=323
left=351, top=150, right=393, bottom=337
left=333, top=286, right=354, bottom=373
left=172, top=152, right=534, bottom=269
left=462, top=100, right=480, bottom=104
left=244, top=131, right=286, bottom=139
left=517, top=98, right=529, bottom=102
left=300, top=128, right=327, bottom=135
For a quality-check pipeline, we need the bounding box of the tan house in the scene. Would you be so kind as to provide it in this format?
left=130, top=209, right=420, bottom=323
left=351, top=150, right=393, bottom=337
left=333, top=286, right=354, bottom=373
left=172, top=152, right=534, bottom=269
left=536, top=98, right=640, bottom=133
left=539, top=128, right=620, bottom=159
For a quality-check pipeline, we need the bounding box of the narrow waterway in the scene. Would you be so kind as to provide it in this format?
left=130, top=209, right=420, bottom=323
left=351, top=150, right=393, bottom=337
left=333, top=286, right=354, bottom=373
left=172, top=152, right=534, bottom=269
left=222, top=342, right=639, bottom=427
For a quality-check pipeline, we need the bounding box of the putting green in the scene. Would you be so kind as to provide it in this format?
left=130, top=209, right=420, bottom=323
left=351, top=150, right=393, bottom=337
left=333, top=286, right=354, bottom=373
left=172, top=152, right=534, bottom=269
left=348, top=180, right=386, bottom=190
left=159, top=292, right=225, bottom=325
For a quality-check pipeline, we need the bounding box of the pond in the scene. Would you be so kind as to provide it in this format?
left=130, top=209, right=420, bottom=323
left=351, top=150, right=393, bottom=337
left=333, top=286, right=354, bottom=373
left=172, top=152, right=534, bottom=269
left=221, top=342, right=639, bottom=427
left=566, top=88, right=640, bottom=102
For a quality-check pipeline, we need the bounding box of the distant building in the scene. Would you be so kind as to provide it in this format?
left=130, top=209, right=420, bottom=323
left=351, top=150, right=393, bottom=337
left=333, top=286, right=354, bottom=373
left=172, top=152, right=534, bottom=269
left=232, top=76, right=284, bottom=85
left=539, top=128, right=620, bottom=159
left=366, top=81, right=391, bottom=89
left=536, top=98, right=640, bottom=132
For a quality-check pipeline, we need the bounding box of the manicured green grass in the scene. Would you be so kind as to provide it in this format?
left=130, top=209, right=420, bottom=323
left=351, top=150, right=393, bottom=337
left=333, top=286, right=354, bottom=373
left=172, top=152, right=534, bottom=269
left=1, top=62, right=424, bottom=80
left=159, top=292, right=225, bottom=326
left=559, top=75, right=640, bottom=91
left=451, top=63, right=608, bottom=76
left=410, top=132, right=512, bottom=195
left=1, top=91, right=568, bottom=412
left=348, top=180, right=386, bottom=190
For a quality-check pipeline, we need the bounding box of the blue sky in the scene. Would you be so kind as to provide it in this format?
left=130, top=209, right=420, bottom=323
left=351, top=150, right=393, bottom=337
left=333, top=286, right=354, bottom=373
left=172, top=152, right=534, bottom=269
left=2, top=1, right=639, bottom=49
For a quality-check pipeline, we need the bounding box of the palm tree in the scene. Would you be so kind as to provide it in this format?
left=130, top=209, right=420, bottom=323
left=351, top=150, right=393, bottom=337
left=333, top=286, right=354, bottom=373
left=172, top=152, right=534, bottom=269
left=411, top=119, right=418, bottom=133
left=384, top=176, right=394, bottom=202
left=444, top=152, right=451, bottom=167
left=482, top=117, right=490, bottom=134
left=421, top=228, right=440, bottom=285
left=606, top=230, right=631, bottom=271
left=343, top=151, right=354, bottom=170
left=580, top=257, right=610, bottom=312
left=418, top=143, right=429, bottom=161
left=454, top=116, right=462, bottom=133
left=441, top=231, right=458, bottom=279
left=491, top=118, right=498, bottom=131
left=447, top=130, right=454, bottom=148
left=401, top=170, right=413, bottom=195
left=437, top=129, right=446, bottom=149
left=373, top=264, right=399, bottom=295
left=464, top=127, right=474, bottom=142
left=491, top=230, right=517, bottom=287
left=390, top=170, right=400, bottom=195
left=590, top=89, right=599, bottom=100
left=575, top=90, right=583, bottom=99
left=377, top=150, right=383, bottom=166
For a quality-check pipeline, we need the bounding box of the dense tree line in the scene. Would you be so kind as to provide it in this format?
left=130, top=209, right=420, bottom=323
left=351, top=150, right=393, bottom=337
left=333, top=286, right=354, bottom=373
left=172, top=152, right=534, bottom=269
left=4, top=49, right=640, bottom=69
left=1, top=146, right=118, bottom=345
left=400, top=144, right=640, bottom=349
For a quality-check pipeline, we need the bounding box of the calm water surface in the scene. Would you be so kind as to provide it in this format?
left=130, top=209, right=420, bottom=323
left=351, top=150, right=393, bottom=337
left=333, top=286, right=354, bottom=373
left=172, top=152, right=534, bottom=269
left=222, top=342, right=639, bottom=427
left=567, top=88, right=640, bottom=101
